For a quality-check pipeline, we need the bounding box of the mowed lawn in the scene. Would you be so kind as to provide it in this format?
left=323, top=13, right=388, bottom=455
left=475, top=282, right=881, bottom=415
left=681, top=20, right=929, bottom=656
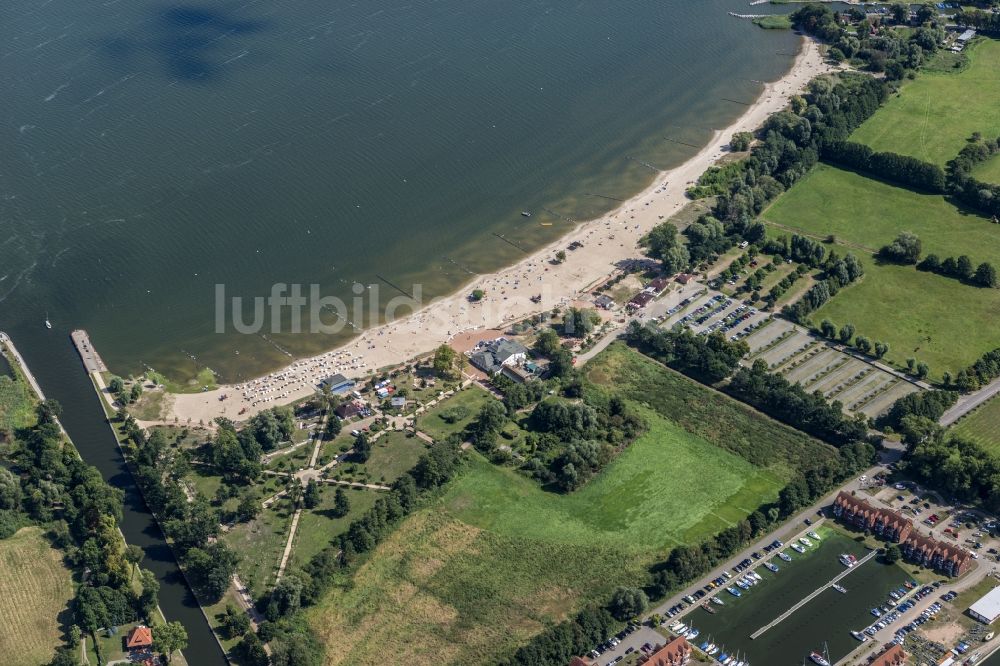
left=763, top=164, right=1000, bottom=263
left=952, top=394, right=1000, bottom=456
left=973, top=153, right=1000, bottom=185
left=850, top=39, right=1000, bottom=165
left=0, top=527, right=74, bottom=666
left=812, top=251, right=1000, bottom=380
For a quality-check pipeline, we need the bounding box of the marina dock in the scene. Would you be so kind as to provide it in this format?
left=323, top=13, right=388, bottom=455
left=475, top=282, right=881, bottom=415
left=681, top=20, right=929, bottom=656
left=749, top=549, right=880, bottom=639
left=71, top=329, right=108, bottom=374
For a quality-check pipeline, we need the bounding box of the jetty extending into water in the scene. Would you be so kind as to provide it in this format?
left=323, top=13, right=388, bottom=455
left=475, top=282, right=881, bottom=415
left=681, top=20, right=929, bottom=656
left=71, top=329, right=108, bottom=374
left=750, top=549, right=880, bottom=639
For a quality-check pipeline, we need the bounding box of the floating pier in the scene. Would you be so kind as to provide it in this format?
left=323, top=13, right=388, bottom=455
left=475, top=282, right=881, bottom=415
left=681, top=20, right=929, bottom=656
left=749, top=549, right=880, bottom=639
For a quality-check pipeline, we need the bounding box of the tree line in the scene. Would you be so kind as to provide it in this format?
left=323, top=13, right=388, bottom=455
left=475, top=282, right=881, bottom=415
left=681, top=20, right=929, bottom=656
left=948, top=133, right=1000, bottom=218
left=823, top=141, right=947, bottom=193
left=623, top=321, right=748, bottom=384
left=2, top=402, right=187, bottom=665
left=781, top=249, right=864, bottom=323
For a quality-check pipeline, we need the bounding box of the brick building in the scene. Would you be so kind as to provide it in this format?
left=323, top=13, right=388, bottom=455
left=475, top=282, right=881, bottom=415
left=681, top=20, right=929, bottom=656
left=832, top=491, right=972, bottom=577
left=867, top=643, right=906, bottom=666
left=642, top=636, right=691, bottom=666
left=832, top=491, right=913, bottom=542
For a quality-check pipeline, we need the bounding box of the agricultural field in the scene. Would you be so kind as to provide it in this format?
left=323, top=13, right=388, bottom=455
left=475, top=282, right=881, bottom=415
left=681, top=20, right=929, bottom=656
left=308, top=344, right=836, bottom=664
left=951, top=394, right=1000, bottom=457
left=743, top=318, right=919, bottom=417
left=0, top=527, right=74, bottom=666
left=763, top=164, right=1000, bottom=264
left=812, top=251, right=1000, bottom=381
left=850, top=38, right=1000, bottom=165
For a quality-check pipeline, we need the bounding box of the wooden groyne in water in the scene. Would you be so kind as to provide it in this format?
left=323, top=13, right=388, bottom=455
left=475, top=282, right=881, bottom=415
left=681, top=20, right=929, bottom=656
left=71, top=329, right=108, bottom=374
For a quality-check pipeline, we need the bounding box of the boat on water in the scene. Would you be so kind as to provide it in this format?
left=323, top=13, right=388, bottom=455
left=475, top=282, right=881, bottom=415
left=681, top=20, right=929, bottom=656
left=851, top=630, right=868, bottom=642
left=799, top=537, right=813, bottom=547
left=791, top=543, right=806, bottom=553
left=520, top=210, right=532, bottom=217
left=765, top=561, right=779, bottom=572
left=685, top=628, right=700, bottom=640
left=748, top=571, right=762, bottom=582
left=986, top=631, right=996, bottom=641
left=839, top=553, right=858, bottom=568
left=808, top=531, right=821, bottom=541
left=711, top=596, right=725, bottom=606
left=706, top=644, right=718, bottom=655
left=809, top=643, right=832, bottom=666
left=669, top=621, right=682, bottom=631
left=674, top=623, right=688, bottom=634
left=702, top=602, right=716, bottom=614
left=871, top=607, right=882, bottom=617
left=727, top=587, right=742, bottom=597
left=832, top=583, right=847, bottom=594
left=778, top=551, right=792, bottom=562
left=44, top=313, right=52, bottom=329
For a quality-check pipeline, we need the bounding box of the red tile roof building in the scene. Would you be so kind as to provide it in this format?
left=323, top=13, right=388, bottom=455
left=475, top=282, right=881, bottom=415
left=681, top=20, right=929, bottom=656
left=125, top=625, right=153, bottom=650
left=867, top=643, right=907, bottom=666
left=832, top=491, right=972, bottom=577
left=642, top=636, right=691, bottom=666
left=832, top=491, right=913, bottom=543
left=901, top=531, right=972, bottom=578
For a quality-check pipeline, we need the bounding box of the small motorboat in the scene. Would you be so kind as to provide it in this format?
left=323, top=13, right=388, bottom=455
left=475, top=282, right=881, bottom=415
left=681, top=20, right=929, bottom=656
left=832, top=584, right=847, bottom=594
left=45, top=313, right=52, bottom=329
left=711, top=596, right=725, bottom=606
left=765, top=561, right=779, bottom=573
left=791, top=543, right=806, bottom=554
left=778, top=551, right=792, bottom=562
left=851, top=630, right=868, bottom=642
left=520, top=210, right=532, bottom=217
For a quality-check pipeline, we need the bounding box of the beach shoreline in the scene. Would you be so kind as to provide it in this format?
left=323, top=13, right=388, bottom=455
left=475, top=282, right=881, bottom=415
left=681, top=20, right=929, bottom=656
left=161, top=36, right=832, bottom=427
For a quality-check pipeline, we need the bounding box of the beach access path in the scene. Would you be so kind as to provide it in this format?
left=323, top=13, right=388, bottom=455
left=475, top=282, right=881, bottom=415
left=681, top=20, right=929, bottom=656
left=160, top=37, right=836, bottom=428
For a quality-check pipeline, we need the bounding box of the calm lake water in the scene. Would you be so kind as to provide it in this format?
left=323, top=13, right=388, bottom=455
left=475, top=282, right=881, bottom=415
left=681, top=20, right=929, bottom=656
left=1, top=0, right=802, bottom=383
left=1, top=0, right=803, bottom=657
left=694, top=532, right=910, bottom=665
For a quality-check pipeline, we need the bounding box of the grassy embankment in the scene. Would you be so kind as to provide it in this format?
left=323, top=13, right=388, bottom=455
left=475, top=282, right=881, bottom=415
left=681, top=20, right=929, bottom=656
left=307, top=344, right=836, bottom=665
left=761, top=164, right=1000, bottom=381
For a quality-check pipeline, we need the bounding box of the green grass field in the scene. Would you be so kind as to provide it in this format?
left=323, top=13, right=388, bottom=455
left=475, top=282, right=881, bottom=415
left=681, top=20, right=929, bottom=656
left=586, top=343, right=837, bottom=475
left=291, top=487, right=379, bottom=570
left=0, top=527, right=74, bottom=666
left=850, top=38, right=1000, bottom=165
left=973, top=153, right=1000, bottom=185
left=356, top=431, right=428, bottom=485
left=308, top=344, right=833, bottom=665
left=951, top=394, right=1000, bottom=456
left=416, top=387, right=492, bottom=441
left=811, top=248, right=1000, bottom=381
left=763, top=164, right=1000, bottom=262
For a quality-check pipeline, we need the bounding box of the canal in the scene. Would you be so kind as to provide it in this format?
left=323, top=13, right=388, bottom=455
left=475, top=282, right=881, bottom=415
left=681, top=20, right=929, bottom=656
left=692, top=527, right=912, bottom=665
left=5, top=324, right=226, bottom=666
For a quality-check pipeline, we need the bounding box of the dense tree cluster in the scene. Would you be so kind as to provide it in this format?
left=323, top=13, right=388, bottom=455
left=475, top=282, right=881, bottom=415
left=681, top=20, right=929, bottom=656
left=1, top=405, right=176, bottom=662
left=642, top=222, right=690, bottom=274
left=955, top=8, right=1000, bottom=34
left=881, top=390, right=958, bottom=430
left=824, top=141, right=946, bottom=193
left=499, top=606, right=617, bottom=666
left=623, top=321, right=748, bottom=384
left=532, top=328, right=575, bottom=379
left=947, top=134, right=1000, bottom=218
left=522, top=395, right=645, bottom=492
left=781, top=250, right=864, bottom=322
left=126, top=426, right=239, bottom=603
left=242, top=406, right=295, bottom=451
left=792, top=5, right=944, bottom=79
left=877, top=231, right=922, bottom=264
left=917, top=253, right=998, bottom=287
left=907, top=433, right=1000, bottom=512
left=953, top=348, right=1000, bottom=392
left=726, top=360, right=869, bottom=445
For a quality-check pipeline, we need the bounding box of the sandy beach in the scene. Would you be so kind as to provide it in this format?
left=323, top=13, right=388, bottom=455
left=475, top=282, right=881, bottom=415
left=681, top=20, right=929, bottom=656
left=161, top=36, right=832, bottom=427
